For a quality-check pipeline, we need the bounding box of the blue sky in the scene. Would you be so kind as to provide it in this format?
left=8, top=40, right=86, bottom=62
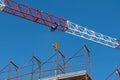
left=0, top=0, right=120, bottom=80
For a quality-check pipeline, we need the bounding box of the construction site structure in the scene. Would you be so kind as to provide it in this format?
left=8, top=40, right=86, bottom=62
left=0, top=0, right=120, bottom=50
left=0, top=43, right=92, bottom=80
left=39, top=70, right=91, bottom=80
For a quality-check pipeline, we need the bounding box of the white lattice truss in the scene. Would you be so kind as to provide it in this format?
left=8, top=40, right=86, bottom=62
left=66, top=20, right=119, bottom=49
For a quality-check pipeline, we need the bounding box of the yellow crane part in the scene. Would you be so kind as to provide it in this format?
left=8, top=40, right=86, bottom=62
left=52, top=43, right=59, bottom=49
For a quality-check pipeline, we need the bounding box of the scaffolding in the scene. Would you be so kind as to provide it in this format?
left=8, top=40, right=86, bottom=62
left=0, top=43, right=92, bottom=80
left=39, top=70, right=91, bottom=80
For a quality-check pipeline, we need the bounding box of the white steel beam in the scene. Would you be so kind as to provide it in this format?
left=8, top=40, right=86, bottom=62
left=66, top=20, right=119, bottom=49
left=0, top=0, right=5, bottom=11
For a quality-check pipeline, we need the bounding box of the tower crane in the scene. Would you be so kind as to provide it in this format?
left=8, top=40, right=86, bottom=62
left=0, top=0, right=120, bottom=49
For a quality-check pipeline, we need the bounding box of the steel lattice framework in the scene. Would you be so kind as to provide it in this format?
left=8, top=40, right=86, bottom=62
left=66, top=21, right=120, bottom=49
left=0, top=0, right=120, bottom=49
left=0, top=0, right=68, bottom=32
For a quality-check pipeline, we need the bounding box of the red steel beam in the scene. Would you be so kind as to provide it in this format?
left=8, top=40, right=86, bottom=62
left=2, top=0, right=68, bottom=32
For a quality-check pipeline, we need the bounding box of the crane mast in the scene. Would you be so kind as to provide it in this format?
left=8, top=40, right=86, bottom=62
left=0, top=0, right=120, bottom=49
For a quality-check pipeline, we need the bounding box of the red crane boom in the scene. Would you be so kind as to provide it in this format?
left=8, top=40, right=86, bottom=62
left=1, top=0, right=68, bottom=32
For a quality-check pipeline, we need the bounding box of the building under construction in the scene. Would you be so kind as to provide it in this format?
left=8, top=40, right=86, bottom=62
left=0, top=43, right=92, bottom=80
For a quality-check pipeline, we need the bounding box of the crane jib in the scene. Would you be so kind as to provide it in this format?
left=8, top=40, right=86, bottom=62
left=0, top=0, right=120, bottom=50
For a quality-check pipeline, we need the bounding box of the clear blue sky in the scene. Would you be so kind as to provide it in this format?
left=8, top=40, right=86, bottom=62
left=0, top=0, right=120, bottom=80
